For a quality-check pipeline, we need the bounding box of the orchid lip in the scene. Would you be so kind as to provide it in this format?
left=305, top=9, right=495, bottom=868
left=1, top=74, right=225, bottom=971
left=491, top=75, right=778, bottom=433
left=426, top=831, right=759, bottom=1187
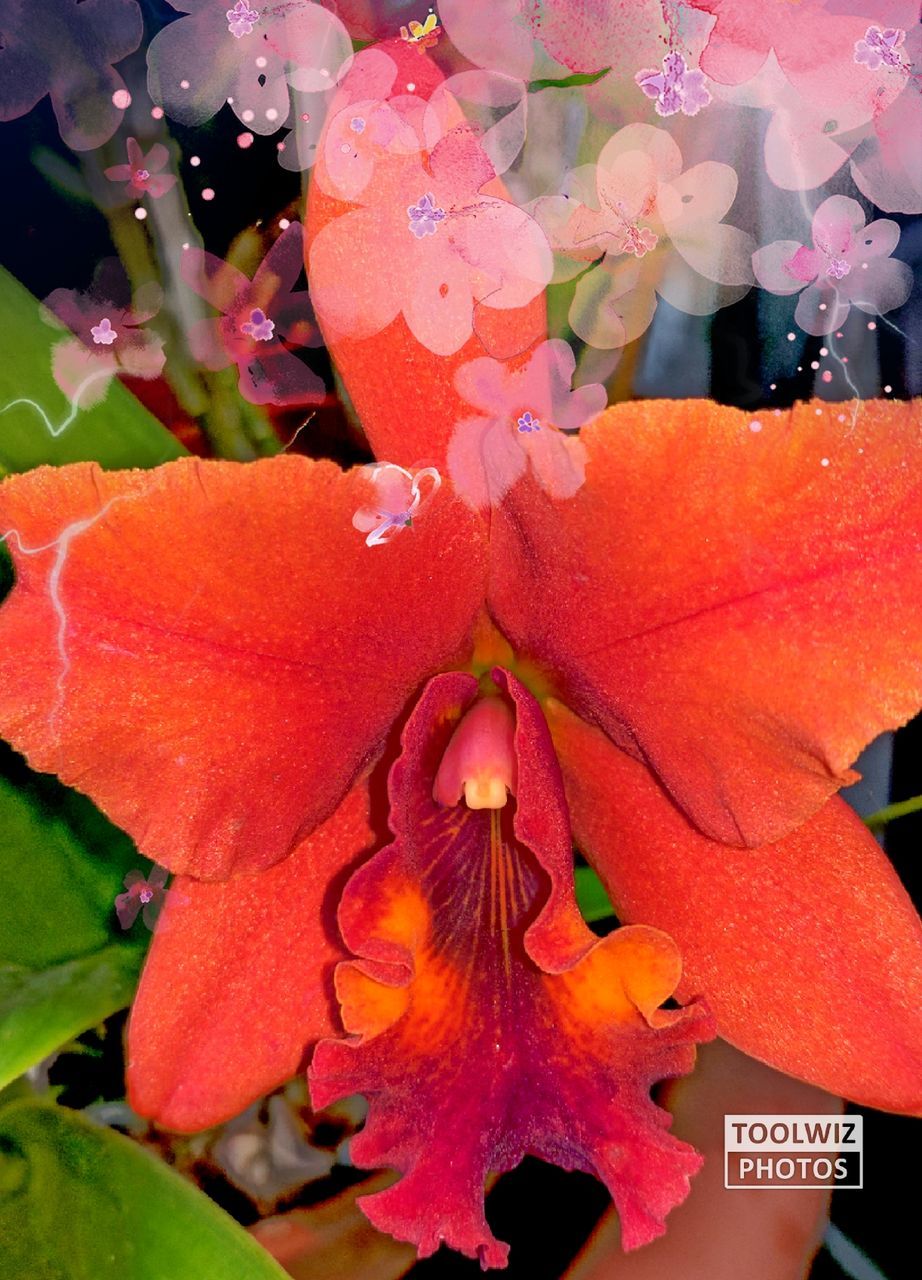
left=432, top=696, right=517, bottom=811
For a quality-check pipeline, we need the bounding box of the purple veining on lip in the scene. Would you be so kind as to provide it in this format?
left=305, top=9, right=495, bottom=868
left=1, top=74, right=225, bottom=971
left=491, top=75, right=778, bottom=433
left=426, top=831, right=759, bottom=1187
left=407, top=192, right=447, bottom=238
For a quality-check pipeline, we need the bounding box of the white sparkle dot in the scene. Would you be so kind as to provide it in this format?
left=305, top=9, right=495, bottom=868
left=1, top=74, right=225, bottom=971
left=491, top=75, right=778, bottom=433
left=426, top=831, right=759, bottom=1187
left=769, top=383, right=776, bottom=390
left=749, top=419, right=762, bottom=433
left=227, top=97, right=235, bottom=104
left=818, top=303, right=827, bottom=311
left=320, top=67, right=330, bottom=76
left=237, top=131, right=254, bottom=149
left=265, top=108, right=279, bottom=121
left=820, top=457, right=830, bottom=466
left=112, top=89, right=131, bottom=109
left=151, top=106, right=164, bottom=119
left=819, top=347, right=828, bottom=356
left=182, top=242, right=190, bottom=250
left=862, top=262, right=869, bottom=268
left=340, top=142, right=350, bottom=153
left=256, top=56, right=268, bottom=68
left=837, top=414, right=846, bottom=422
left=190, top=155, right=201, bottom=167
left=279, top=217, right=290, bottom=229
left=884, top=384, right=892, bottom=393
left=242, top=109, right=255, bottom=122
left=202, top=187, right=215, bottom=201
left=787, top=332, right=795, bottom=341
left=180, top=79, right=190, bottom=89
left=810, top=360, right=819, bottom=370
left=407, top=83, right=416, bottom=91
left=867, top=321, right=877, bottom=330
left=134, top=207, right=147, bottom=220
left=815, top=408, right=822, bottom=415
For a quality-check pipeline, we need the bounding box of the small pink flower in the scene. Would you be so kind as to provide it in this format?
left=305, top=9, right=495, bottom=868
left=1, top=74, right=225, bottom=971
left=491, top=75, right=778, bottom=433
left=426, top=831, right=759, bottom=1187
left=91, top=317, right=118, bottom=346
left=449, top=338, right=605, bottom=509
left=182, top=222, right=325, bottom=407
left=227, top=1, right=260, bottom=39
left=854, top=26, right=906, bottom=72
left=104, top=137, right=177, bottom=200
left=752, top=194, right=913, bottom=336
left=43, top=260, right=165, bottom=407
left=116, top=866, right=169, bottom=931
left=635, top=52, right=711, bottom=118
left=352, top=463, right=442, bottom=548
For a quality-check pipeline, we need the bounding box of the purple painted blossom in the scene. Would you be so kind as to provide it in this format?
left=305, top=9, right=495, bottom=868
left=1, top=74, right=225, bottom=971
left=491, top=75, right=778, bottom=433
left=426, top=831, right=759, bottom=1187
left=350, top=116, right=366, bottom=133
left=116, top=866, right=169, bottom=931
left=104, top=137, right=177, bottom=200
left=227, top=1, right=260, bottom=39
left=240, top=308, right=276, bottom=341
left=752, top=194, right=913, bottom=336
left=635, top=52, right=711, bottom=119
left=407, top=192, right=447, bottom=239
left=352, top=463, right=442, bottom=548
left=854, top=26, right=906, bottom=71
left=91, top=318, right=118, bottom=346
left=450, top=338, right=606, bottom=509
left=181, top=221, right=325, bottom=407
left=43, top=260, right=165, bottom=407
left=0, top=0, right=142, bottom=150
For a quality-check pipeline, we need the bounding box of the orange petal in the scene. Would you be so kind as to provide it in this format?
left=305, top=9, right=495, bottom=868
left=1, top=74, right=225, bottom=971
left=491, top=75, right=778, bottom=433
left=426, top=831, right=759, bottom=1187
left=565, top=1039, right=841, bottom=1280
left=127, top=782, right=374, bottom=1131
left=490, top=398, right=922, bottom=846
left=0, top=457, right=485, bottom=876
left=551, top=701, right=922, bottom=1113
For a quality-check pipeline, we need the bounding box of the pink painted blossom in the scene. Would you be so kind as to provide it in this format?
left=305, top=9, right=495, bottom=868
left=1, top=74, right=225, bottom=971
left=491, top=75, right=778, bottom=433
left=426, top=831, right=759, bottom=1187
left=636, top=52, right=711, bottom=117
left=0, top=0, right=141, bottom=149
left=104, top=137, right=177, bottom=200
left=43, top=260, right=165, bottom=408
left=181, top=222, right=325, bottom=407
left=352, top=462, right=442, bottom=547
left=310, top=118, right=552, bottom=357
left=854, top=26, right=907, bottom=71
left=752, top=194, right=913, bottom=336
left=116, top=865, right=169, bottom=931
left=534, top=124, right=753, bottom=350
left=448, top=338, right=605, bottom=509
left=146, top=0, right=352, bottom=134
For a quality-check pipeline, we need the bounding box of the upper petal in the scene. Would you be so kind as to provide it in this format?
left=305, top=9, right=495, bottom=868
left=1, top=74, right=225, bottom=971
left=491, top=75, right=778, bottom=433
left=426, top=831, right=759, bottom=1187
left=127, top=780, right=373, bottom=1132
left=0, top=456, right=486, bottom=877
left=489, top=398, right=922, bottom=847
left=550, top=702, right=922, bottom=1114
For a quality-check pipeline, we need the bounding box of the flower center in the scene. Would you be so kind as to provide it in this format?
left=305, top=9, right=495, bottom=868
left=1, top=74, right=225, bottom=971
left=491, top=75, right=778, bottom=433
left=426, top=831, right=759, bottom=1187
left=433, top=697, right=517, bottom=811
left=240, top=308, right=275, bottom=341
left=407, top=192, right=447, bottom=239
left=227, top=1, right=259, bottom=38
left=91, top=317, right=118, bottom=345
left=517, top=411, right=541, bottom=433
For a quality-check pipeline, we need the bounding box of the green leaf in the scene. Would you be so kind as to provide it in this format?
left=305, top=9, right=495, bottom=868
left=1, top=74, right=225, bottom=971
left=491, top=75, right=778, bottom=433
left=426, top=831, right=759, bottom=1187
left=0, top=750, right=149, bottom=1089
left=0, top=266, right=185, bottom=473
left=0, top=1099, right=289, bottom=1279
left=574, top=865, right=615, bottom=924
left=528, top=67, right=611, bottom=92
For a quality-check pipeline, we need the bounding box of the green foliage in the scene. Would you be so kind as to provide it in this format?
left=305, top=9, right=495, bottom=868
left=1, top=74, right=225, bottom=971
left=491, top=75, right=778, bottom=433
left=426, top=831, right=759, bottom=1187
left=0, top=1098, right=288, bottom=1279
left=0, top=266, right=184, bottom=473
left=574, top=864, right=615, bottom=924
left=0, top=750, right=149, bottom=1090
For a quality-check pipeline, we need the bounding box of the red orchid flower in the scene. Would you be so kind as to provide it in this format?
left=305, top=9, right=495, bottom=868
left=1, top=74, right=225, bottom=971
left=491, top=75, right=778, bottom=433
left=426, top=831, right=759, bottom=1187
left=1, top=39, right=922, bottom=1271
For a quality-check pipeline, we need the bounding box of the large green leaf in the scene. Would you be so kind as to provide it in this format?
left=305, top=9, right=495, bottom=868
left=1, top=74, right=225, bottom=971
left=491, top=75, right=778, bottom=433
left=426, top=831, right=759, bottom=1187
left=0, top=266, right=184, bottom=472
left=0, top=1099, right=288, bottom=1279
left=0, top=749, right=149, bottom=1089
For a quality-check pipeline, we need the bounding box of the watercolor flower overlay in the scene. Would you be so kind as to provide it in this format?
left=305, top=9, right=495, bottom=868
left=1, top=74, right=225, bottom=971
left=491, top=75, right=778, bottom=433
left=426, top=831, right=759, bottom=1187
left=449, top=338, right=605, bottom=509
left=636, top=53, right=711, bottom=118
left=104, top=137, right=177, bottom=200
left=146, top=0, right=353, bottom=134
left=752, top=194, right=913, bottom=336
left=0, top=0, right=142, bottom=150
left=116, top=866, right=169, bottom=931
left=181, top=221, right=325, bottom=407
left=854, top=26, right=907, bottom=72
left=352, top=461, right=442, bottom=547
left=310, top=102, right=552, bottom=357
left=535, top=124, right=753, bottom=350
left=43, top=260, right=165, bottom=409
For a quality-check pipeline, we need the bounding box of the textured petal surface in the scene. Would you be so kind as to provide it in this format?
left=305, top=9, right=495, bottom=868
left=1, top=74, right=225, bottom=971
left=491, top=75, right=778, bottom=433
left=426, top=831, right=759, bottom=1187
left=550, top=702, right=922, bottom=1113
left=566, top=1039, right=840, bottom=1280
left=0, top=456, right=486, bottom=876
left=127, top=782, right=374, bottom=1132
left=490, top=398, right=922, bottom=847
left=311, top=671, right=712, bottom=1267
